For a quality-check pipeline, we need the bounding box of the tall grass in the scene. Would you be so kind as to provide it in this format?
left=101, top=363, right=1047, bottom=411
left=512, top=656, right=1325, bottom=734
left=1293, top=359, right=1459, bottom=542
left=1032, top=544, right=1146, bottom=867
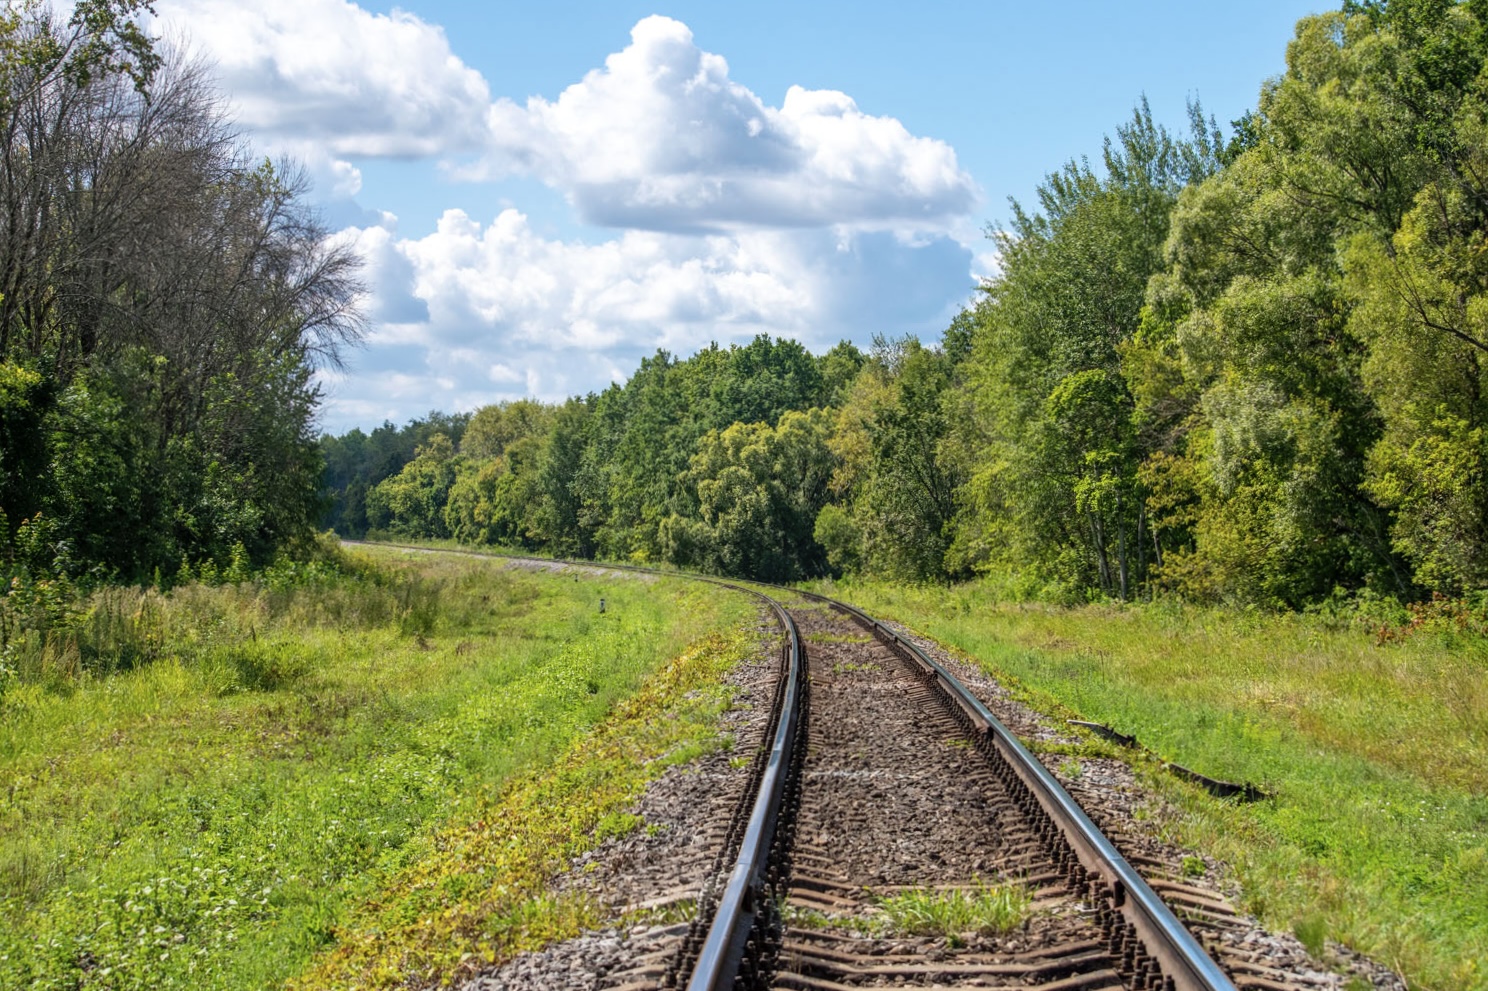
left=813, top=578, right=1487, bottom=990
left=0, top=546, right=754, bottom=990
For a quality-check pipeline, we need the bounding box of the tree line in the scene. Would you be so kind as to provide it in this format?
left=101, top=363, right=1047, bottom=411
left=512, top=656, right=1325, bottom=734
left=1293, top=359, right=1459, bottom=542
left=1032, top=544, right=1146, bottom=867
left=333, top=0, right=1488, bottom=607
left=0, top=1, right=361, bottom=590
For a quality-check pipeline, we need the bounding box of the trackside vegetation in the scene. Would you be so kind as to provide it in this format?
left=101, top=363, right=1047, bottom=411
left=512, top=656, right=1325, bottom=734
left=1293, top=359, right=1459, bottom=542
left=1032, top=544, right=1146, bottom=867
left=819, top=578, right=1487, bottom=990
left=0, top=545, right=758, bottom=990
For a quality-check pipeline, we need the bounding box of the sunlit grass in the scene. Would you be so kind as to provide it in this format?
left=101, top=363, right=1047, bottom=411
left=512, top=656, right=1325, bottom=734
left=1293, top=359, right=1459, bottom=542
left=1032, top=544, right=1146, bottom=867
left=292, top=623, right=758, bottom=988
left=811, top=577, right=1488, bottom=990
left=780, top=883, right=1031, bottom=946
left=0, top=546, right=756, bottom=990
left=877, top=884, right=1031, bottom=939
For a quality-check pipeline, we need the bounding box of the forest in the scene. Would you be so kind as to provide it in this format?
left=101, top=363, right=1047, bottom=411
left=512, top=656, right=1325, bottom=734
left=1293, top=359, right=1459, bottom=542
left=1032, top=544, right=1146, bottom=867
left=324, top=0, right=1488, bottom=609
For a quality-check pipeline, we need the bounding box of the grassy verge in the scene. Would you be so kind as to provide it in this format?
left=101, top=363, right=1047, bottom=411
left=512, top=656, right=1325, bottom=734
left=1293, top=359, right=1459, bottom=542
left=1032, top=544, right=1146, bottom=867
left=0, top=545, right=755, bottom=990
left=808, top=579, right=1488, bottom=991
left=292, top=618, right=756, bottom=988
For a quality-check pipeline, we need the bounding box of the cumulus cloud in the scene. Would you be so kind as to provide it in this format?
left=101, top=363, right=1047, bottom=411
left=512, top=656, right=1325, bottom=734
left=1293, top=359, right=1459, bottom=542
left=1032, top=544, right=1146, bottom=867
left=141, top=4, right=986, bottom=429
left=150, top=6, right=976, bottom=234
left=317, top=210, right=975, bottom=432
left=475, top=16, right=978, bottom=232
left=153, top=0, right=491, bottom=157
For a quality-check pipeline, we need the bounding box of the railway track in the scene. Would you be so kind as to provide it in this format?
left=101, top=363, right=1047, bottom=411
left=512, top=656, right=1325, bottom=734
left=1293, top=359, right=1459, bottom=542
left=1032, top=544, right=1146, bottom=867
left=357, top=544, right=1345, bottom=991
left=626, top=587, right=1235, bottom=991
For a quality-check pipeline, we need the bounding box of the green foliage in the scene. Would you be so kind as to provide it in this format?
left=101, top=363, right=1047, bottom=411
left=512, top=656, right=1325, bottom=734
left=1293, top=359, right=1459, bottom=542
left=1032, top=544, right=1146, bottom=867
left=328, top=335, right=856, bottom=580
left=876, top=883, right=1032, bottom=939
left=365, top=435, right=460, bottom=540
left=812, top=503, right=861, bottom=575
left=0, top=361, right=51, bottom=528
left=950, top=101, right=1215, bottom=598
left=946, top=1, right=1488, bottom=605
left=319, top=412, right=472, bottom=538
left=460, top=400, right=553, bottom=460
left=662, top=408, right=835, bottom=581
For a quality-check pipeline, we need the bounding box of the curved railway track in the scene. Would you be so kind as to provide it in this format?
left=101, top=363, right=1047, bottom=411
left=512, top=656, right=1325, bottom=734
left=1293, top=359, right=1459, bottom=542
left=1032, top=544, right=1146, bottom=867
left=358, top=544, right=1330, bottom=991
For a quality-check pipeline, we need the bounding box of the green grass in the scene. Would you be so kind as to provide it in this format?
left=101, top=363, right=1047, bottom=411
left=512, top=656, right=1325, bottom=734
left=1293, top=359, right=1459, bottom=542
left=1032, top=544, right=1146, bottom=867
left=780, top=883, right=1031, bottom=945
left=0, top=546, right=756, bottom=990
left=876, top=884, right=1031, bottom=941
left=808, top=578, right=1488, bottom=990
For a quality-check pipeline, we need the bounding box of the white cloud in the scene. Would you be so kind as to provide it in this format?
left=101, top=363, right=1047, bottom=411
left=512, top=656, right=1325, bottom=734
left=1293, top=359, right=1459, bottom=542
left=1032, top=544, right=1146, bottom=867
left=152, top=6, right=977, bottom=234
left=143, top=4, right=986, bottom=430
left=392, top=207, right=816, bottom=349
left=316, top=209, right=976, bottom=432
left=475, top=16, right=978, bottom=233
left=153, top=0, right=491, bottom=157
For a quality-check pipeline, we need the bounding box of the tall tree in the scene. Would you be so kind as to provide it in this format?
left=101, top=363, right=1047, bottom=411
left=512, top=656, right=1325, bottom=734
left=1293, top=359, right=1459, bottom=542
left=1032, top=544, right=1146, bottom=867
left=952, top=101, right=1220, bottom=598
left=0, top=9, right=362, bottom=580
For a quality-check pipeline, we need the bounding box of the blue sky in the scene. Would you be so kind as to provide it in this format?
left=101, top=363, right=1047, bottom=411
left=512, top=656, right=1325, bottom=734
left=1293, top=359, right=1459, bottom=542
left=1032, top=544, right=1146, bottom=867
left=152, top=0, right=1322, bottom=433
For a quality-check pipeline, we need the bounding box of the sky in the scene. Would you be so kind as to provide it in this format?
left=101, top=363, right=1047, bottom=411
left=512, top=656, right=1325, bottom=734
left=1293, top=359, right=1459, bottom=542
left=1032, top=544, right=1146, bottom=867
left=148, top=0, right=1324, bottom=434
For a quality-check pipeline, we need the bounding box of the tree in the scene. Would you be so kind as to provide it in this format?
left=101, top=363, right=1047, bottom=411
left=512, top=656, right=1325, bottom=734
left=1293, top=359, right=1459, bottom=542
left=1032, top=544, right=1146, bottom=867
left=0, top=8, right=363, bottom=580
left=461, top=400, right=554, bottom=460
left=951, top=101, right=1218, bottom=598
left=662, top=408, right=835, bottom=582
left=366, top=435, right=459, bottom=539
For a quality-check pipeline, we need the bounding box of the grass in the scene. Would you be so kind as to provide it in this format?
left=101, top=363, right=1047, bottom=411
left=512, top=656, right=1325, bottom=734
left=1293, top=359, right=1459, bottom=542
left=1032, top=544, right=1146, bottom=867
left=876, top=884, right=1032, bottom=941
left=808, top=578, right=1488, bottom=990
left=0, top=545, right=757, bottom=990
left=781, top=882, right=1031, bottom=945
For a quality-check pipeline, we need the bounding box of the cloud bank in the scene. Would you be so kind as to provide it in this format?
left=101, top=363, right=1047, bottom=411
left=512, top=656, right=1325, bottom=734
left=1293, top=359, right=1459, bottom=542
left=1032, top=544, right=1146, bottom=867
left=155, top=0, right=491, bottom=158
left=326, top=210, right=973, bottom=429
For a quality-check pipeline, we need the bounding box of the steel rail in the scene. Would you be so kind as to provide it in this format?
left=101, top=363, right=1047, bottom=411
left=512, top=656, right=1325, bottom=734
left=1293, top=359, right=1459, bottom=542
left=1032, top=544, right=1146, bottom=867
left=682, top=591, right=801, bottom=991
left=347, top=542, right=1231, bottom=991
left=350, top=541, right=806, bottom=988
left=788, top=587, right=1237, bottom=991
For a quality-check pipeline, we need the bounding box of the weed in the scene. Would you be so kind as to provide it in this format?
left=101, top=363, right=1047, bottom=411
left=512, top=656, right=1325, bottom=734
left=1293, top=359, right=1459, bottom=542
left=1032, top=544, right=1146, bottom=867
left=625, top=898, right=697, bottom=927
left=1293, top=915, right=1328, bottom=957
left=876, top=883, right=1031, bottom=939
